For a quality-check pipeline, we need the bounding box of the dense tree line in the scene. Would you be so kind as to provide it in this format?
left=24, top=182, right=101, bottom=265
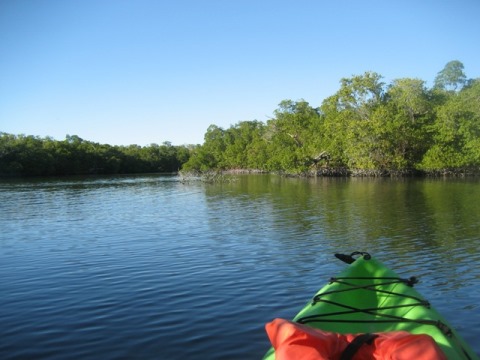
left=184, top=61, right=480, bottom=175
left=2, top=61, right=478, bottom=178
left=0, top=134, right=191, bottom=177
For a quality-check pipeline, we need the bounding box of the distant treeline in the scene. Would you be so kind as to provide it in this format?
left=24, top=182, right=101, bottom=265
left=2, top=61, right=479, bottom=177
left=0, top=134, right=192, bottom=177
left=183, top=60, right=480, bottom=176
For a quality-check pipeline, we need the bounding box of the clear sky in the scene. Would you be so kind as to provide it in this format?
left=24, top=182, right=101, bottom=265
left=1, top=0, right=479, bottom=146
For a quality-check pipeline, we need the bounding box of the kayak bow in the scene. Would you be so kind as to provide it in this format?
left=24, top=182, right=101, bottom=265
left=263, top=252, right=479, bottom=359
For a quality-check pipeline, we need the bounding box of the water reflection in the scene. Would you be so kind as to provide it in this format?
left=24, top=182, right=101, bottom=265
left=203, top=176, right=480, bottom=262
left=203, top=175, right=480, bottom=356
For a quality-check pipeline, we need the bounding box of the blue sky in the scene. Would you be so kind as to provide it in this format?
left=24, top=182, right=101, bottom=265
left=1, top=0, right=479, bottom=146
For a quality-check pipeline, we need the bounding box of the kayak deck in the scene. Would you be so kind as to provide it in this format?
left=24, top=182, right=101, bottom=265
left=263, top=252, right=479, bottom=359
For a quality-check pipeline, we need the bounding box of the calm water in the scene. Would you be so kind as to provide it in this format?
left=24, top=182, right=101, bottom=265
left=0, top=174, right=479, bottom=359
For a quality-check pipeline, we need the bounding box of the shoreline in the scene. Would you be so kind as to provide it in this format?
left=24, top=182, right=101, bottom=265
left=184, top=168, right=480, bottom=178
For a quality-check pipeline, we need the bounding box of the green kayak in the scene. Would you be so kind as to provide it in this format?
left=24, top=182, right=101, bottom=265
left=263, top=252, right=479, bottom=360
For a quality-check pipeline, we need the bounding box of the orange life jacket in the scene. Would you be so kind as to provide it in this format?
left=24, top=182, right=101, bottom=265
left=266, top=318, right=447, bottom=360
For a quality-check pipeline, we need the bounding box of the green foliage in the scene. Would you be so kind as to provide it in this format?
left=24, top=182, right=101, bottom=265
left=420, top=79, right=480, bottom=171
left=185, top=61, right=479, bottom=176
left=434, top=60, right=467, bottom=92
left=183, top=121, right=270, bottom=172
left=265, top=100, right=322, bottom=172
left=0, top=133, right=191, bottom=177
left=319, top=72, right=387, bottom=170
left=3, top=60, right=478, bottom=177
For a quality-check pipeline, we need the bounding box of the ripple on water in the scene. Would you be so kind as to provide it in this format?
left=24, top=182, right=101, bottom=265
left=0, top=175, right=479, bottom=359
